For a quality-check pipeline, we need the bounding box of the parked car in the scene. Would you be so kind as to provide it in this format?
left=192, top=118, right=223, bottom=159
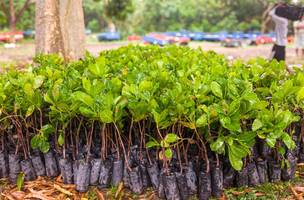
left=142, top=35, right=169, bottom=46
left=23, top=29, right=35, bottom=38
left=128, top=35, right=142, bottom=41
left=97, top=32, right=121, bottom=41
left=221, top=37, right=243, bottom=47
left=143, top=33, right=190, bottom=46
left=0, top=31, right=23, bottom=42
left=202, top=32, right=228, bottom=42
left=252, top=34, right=275, bottom=45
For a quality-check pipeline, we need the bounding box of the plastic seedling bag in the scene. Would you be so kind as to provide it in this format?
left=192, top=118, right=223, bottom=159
left=211, top=163, right=223, bottom=198
left=8, top=154, right=21, bottom=184
left=111, top=159, right=124, bottom=186
left=129, top=166, right=144, bottom=194
left=98, top=159, right=113, bottom=188
left=199, top=170, right=212, bottom=200
left=139, top=162, right=151, bottom=189
left=90, top=158, right=102, bottom=186
left=223, top=165, right=235, bottom=189
left=184, top=161, right=197, bottom=195
left=73, top=160, right=79, bottom=184
left=76, top=160, right=91, bottom=192
left=247, top=162, right=260, bottom=187
left=256, top=159, right=268, bottom=184
left=268, top=159, right=281, bottom=183
left=158, top=169, right=166, bottom=199
left=236, top=166, right=248, bottom=187
left=20, top=159, right=37, bottom=181
left=59, top=158, right=74, bottom=184
left=282, top=154, right=297, bottom=181
left=163, top=172, right=181, bottom=200
left=31, top=152, right=46, bottom=177
left=44, top=150, right=59, bottom=177
left=175, top=171, right=189, bottom=200
left=147, top=162, right=160, bottom=190
left=0, top=151, right=8, bottom=178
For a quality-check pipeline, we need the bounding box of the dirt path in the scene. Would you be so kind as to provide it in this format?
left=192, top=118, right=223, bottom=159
left=0, top=41, right=302, bottom=65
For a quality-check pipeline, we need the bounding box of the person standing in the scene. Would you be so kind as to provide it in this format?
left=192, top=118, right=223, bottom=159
left=294, top=20, right=304, bottom=57
left=269, top=5, right=289, bottom=62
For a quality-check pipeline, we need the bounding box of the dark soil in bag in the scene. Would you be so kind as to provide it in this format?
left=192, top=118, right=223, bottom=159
left=20, top=159, right=37, bottom=181
left=211, top=163, right=223, bottom=198
left=31, top=153, right=46, bottom=177
left=8, top=154, right=21, bottom=184
left=59, top=158, right=74, bottom=184
left=147, top=162, right=160, bottom=191
left=185, top=161, right=197, bottom=195
left=163, top=173, right=181, bottom=200
left=98, top=159, right=113, bottom=188
left=256, top=159, right=268, bottom=184
left=247, top=162, right=260, bottom=187
left=236, top=166, right=248, bottom=187
left=76, top=161, right=91, bottom=193
left=139, top=163, right=151, bottom=189
left=0, top=151, right=8, bottom=178
left=282, top=154, right=297, bottom=181
left=223, top=165, right=235, bottom=189
left=111, top=159, right=124, bottom=186
left=268, top=160, right=281, bottom=183
left=44, top=151, right=59, bottom=178
left=175, top=171, right=189, bottom=200
left=90, top=158, right=101, bottom=186
left=129, top=166, right=144, bottom=194
left=199, top=170, right=212, bottom=200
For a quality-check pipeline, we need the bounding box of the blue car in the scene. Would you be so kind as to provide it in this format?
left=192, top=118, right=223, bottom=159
left=142, top=36, right=169, bottom=46
left=97, top=32, right=121, bottom=41
left=23, top=29, right=35, bottom=38
left=202, top=32, right=228, bottom=42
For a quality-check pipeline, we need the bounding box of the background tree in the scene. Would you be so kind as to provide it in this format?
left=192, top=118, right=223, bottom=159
left=35, top=0, right=85, bottom=61
left=0, top=0, right=34, bottom=31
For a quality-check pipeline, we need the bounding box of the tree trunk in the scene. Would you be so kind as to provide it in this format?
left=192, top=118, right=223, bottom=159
left=9, top=0, right=16, bottom=31
left=35, top=0, right=85, bottom=61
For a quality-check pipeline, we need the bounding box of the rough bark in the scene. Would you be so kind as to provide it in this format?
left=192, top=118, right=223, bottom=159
left=35, top=0, right=85, bottom=61
left=9, top=0, right=16, bottom=31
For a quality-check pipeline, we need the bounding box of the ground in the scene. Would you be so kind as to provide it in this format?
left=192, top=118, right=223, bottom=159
left=0, top=39, right=303, bottom=68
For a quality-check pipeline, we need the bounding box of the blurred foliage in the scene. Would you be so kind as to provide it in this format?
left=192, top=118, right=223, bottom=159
left=0, top=0, right=301, bottom=34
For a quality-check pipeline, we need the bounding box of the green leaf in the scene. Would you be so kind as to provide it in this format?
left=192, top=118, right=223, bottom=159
left=82, top=78, right=91, bottom=93
left=196, top=114, right=208, bottom=127
left=30, top=135, right=39, bottom=149
left=164, top=133, right=180, bottom=144
left=282, top=133, right=296, bottom=150
left=297, top=87, right=304, bottom=102
left=210, top=137, right=225, bottom=153
left=40, top=140, right=50, bottom=153
left=72, top=91, right=94, bottom=108
left=33, top=75, right=45, bottom=89
left=146, top=141, right=159, bottom=148
left=228, top=146, right=243, bottom=171
left=164, top=148, right=173, bottom=159
left=210, top=81, right=223, bottom=99
left=17, top=172, right=24, bottom=190
left=79, top=106, right=96, bottom=118
left=26, top=105, right=35, bottom=118
left=58, top=131, right=64, bottom=146
left=99, top=109, right=113, bottom=123
left=89, top=57, right=106, bottom=76
left=252, top=119, right=263, bottom=131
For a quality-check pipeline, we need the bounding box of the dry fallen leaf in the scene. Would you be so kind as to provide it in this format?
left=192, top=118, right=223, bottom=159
left=54, top=184, right=73, bottom=196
